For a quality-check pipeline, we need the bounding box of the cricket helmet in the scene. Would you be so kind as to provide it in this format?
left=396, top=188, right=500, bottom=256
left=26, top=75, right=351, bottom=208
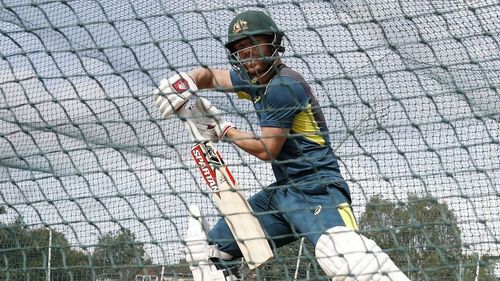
left=225, top=10, right=285, bottom=53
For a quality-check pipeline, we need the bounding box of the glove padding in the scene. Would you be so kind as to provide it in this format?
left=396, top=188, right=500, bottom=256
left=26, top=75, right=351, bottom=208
left=170, top=97, right=235, bottom=143
left=154, top=72, right=197, bottom=118
left=176, top=99, right=222, bottom=143
left=194, top=97, right=235, bottom=140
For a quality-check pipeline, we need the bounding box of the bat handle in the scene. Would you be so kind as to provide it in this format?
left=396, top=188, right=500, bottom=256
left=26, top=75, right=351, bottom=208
left=177, top=106, right=208, bottom=143
left=185, top=119, right=207, bottom=143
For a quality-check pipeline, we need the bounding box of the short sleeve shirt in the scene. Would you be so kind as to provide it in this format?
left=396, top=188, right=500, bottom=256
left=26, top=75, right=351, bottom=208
left=230, top=65, right=349, bottom=195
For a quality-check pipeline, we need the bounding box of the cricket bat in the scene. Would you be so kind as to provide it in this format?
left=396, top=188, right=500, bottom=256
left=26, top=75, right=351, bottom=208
left=191, top=140, right=274, bottom=269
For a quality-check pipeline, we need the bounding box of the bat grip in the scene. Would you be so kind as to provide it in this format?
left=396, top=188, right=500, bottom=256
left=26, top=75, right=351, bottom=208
left=177, top=106, right=208, bottom=143
left=184, top=119, right=207, bottom=143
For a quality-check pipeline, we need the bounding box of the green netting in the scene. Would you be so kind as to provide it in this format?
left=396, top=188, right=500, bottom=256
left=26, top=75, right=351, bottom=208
left=0, top=0, right=499, bottom=280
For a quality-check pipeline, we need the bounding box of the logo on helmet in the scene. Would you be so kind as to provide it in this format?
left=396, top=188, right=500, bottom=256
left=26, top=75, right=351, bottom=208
left=232, top=19, right=248, bottom=34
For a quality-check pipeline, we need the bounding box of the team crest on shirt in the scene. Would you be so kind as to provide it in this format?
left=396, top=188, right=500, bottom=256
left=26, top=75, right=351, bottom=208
left=232, top=20, right=248, bottom=33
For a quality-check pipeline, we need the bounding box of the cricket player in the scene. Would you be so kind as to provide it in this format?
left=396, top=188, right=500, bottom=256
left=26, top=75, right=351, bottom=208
left=155, top=10, right=410, bottom=281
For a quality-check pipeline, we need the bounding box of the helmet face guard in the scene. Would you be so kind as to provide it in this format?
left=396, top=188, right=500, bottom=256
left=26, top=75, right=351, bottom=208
left=227, top=34, right=284, bottom=83
left=225, top=11, right=285, bottom=83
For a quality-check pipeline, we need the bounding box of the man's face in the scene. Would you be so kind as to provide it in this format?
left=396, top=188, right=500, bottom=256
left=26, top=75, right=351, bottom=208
left=232, top=35, right=274, bottom=77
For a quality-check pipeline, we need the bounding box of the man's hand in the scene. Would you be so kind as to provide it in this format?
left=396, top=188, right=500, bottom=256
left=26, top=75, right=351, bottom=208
left=176, top=102, right=218, bottom=143
left=194, top=98, right=235, bottom=140
left=154, top=72, right=197, bottom=118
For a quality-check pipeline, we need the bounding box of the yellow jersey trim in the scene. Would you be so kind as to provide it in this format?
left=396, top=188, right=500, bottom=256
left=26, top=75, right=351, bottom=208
left=338, top=202, right=359, bottom=231
left=236, top=91, right=252, bottom=101
left=292, top=104, right=325, bottom=146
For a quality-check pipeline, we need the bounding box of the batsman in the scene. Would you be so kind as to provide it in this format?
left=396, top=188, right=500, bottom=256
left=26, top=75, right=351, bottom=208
left=155, top=10, right=411, bottom=281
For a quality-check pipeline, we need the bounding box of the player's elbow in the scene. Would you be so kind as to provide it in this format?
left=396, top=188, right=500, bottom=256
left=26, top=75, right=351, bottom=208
left=256, top=153, right=271, bottom=161
left=256, top=150, right=279, bottom=161
left=255, top=139, right=283, bottom=161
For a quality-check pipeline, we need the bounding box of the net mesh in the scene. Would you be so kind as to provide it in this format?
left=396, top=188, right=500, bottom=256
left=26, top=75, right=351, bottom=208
left=1, top=0, right=499, bottom=280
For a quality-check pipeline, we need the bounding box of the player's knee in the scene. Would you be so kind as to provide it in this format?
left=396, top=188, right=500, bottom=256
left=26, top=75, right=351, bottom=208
left=315, top=226, right=410, bottom=281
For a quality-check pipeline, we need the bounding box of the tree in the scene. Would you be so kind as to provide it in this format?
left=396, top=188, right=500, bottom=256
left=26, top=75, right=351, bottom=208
left=65, top=248, right=94, bottom=281
left=92, top=228, right=150, bottom=281
left=0, top=217, right=92, bottom=281
left=460, top=253, right=497, bottom=281
left=0, top=213, right=149, bottom=281
left=0, top=217, right=31, bottom=281
left=358, top=194, right=496, bottom=280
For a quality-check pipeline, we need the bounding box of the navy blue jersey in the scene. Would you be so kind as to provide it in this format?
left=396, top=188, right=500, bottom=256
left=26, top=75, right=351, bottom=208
left=230, top=65, right=349, bottom=196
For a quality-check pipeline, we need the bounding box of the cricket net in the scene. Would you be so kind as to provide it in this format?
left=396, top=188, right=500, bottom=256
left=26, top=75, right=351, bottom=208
left=0, top=0, right=499, bottom=280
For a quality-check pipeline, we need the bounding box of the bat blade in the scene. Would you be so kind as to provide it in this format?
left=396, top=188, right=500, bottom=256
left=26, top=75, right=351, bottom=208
left=191, top=142, right=273, bottom=268
left=213, top=166, right=273, bottom=269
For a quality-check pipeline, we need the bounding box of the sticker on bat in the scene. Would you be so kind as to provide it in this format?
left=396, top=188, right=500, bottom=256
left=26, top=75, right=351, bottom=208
left=191, top=144, right=219, bottom=193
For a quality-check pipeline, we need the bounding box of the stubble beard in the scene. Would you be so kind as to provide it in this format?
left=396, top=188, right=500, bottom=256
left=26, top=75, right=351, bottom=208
left=244, top=60, right=266, bottom=78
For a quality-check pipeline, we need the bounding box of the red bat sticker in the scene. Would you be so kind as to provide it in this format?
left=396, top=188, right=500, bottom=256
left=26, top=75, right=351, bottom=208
left=191, top=143, right=237, bottom=196
left=191, top=144, right=219, bottom=193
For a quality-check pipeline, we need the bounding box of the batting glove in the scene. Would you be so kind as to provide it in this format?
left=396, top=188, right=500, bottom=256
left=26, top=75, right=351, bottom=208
left=173, top=101, right=218, bottom=143
left=195, top=97, right=235, bottom=140
left=154, top=72, right=197, bottom=118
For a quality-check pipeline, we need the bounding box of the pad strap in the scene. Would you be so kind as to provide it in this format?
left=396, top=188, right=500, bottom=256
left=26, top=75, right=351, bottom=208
left=208, top=245, right=233, bottom=260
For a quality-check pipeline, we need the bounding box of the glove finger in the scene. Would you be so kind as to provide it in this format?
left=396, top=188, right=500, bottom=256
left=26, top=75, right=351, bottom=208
left=195, top=97, right=222, bottom=117
left=156, top=95, right=189, bottom=118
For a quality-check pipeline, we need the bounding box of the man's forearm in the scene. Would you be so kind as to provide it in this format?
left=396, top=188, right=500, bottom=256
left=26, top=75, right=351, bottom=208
left=189, top=67, right=214, bottom=89
left=189, top=68, right=232, bottom=91
left=225, top=128, right=274, bottom=161
left=226, top=128, right=268, bottom=157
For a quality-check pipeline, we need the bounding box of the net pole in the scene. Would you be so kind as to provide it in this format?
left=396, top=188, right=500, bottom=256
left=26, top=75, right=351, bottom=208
left=293, top=237, right=305, bottom=281
left=47, top=229, right=52, bottom=281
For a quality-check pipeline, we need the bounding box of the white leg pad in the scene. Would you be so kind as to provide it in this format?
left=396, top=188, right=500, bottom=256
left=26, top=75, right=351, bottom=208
left=185, top=205, right=238, bottom=281
left=315, top=226, right=410, bottom=281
